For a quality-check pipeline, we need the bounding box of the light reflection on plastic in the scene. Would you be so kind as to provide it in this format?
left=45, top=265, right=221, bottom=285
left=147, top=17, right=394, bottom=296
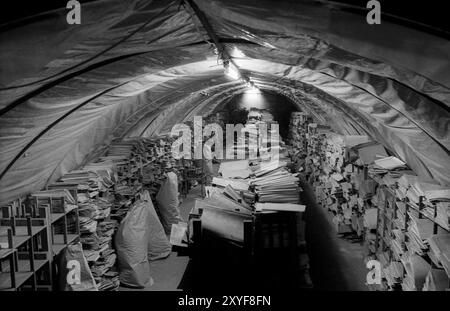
left=231, top=47, right=246, bottom=58
left=224, top=63, right=240, bottom=80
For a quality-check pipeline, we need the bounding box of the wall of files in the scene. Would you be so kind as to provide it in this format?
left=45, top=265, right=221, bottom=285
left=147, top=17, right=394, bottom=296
left=289, top=112, right=450, bottom=291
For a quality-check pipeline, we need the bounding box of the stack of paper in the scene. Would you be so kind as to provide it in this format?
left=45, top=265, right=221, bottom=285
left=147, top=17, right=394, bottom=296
left=401, top=252, right=431, bottom=291
left=373, top=156, right=406, bottom=171
left=212, top=177, right=249, bottom=192
left=194, top=198, right=252, bottom=243
left=383, top=261, right=404, bottom=287
left=218, top=160, right=251, bottom=179
left=251, top=168, right=300, bottom=204
left=255, top=202, right=306, bottom=212
left=428, top=234, right=450, bottom=278
left=406, top=212, right=433, bottom=255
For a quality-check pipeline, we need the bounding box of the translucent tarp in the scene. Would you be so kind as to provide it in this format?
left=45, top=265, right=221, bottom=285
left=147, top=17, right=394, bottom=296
left=0, top=0, right=448, bottom=205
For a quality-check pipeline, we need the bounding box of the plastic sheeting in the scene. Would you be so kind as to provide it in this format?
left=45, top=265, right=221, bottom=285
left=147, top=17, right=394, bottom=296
left=156, top=171, right=182, bottom=235
left=0, top=0, right=449, bottom=205
left=142, top=190, right=172, bottom=261
left=115, top=200, right=152, bottom=288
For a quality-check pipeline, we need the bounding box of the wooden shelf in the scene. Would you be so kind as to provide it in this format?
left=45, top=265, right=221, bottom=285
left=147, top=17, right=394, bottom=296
left=50, top=213, right=65, bottom=223
left=0, top=248, right=15, bottom=259
left=17, top=259, right=48, bottom=272
left=1, top=191, right=81, bottom=291
left=369, top=175, right=450, bottom=232
left=0, top=225, right=47, bottom=238
left=52, top=234, right=79, bottom=256
left=53, top=234, right=78, bottom=245
left=0, top=235, right=30, bottom=249
left=0, top=271, right=33, bottom=290
left=52, top=244, right=66, bottom=257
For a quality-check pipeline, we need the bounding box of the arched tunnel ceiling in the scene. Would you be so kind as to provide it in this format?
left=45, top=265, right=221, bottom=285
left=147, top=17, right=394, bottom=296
left=0, top=0, right=449, bottom=205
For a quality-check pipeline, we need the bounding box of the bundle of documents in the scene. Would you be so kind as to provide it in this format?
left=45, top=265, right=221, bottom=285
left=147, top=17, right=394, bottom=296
left=218, top=160, right=251, bottom=179
left=428, top=234, right=450, bottom=278
left=250, top=163, right=300, bottom=204
left=406, top=212, right=433, bottom=255
left=288, top=112, right=309, bottom=153
left=96, top=270, right=120, bottom=291
left=401, top=252, right=431, bottom=291
left=356, top=143, right=388, bottom=165
left=212, top=177, right=249, bottom=192
left=255, top=202, right=306, bottom=213
left=383, top=261, right=404, bottom=288
left=194, top=198, right=252, bottom=243
left=79, top=215, right=97, bottom=234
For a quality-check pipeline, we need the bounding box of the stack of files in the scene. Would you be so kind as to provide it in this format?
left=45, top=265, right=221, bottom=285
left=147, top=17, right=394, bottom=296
left=91, top=249, right=117, bottom=277
left=114, top=184, right=140, bottom=196
left=79, top=202, right=102, bottom=220
left=79, top=215, right=97, bottom=234
left=60, top=170, right=101, bottom=196
left=222, top=185, right=252, bottom=209
left=383, top=261, right=404, bottom=288
left=422, top=190, right=450, bottom=230
left=356, top=143, right=388, bottom=165
left=91, top=197, right=112, bottom=220
left=422, top=269, right=449, bottom=291
left=97, top=220, right=117, bottom=238
left=255, top=202, right=305, bottom=213
left=83, top=161, right=116, bottom=189
left=254, top=160, right=287, bottom=177
left=96, top=271, right=120, bottom=291
left=373, top=156, right=406, bottom=171
left=391, top=229, right=405, bottom=260
left=407, top=178, right=443, bottom=204
left=422, top=202, right=450, bottom=230
left=80, top=233, right=101, bottom=250
left=424, top=189, right=450, bottom=202
left=83, top=248, right=101, bottom=262
left=59, top=170, right=97, bottom=183
left=205, top=186, right=224, bottom=198
left=106, top=142, right=135, bottom=157
left=401, top=252, right=431, bottom=291
left=212, top=177, right=249, bottom=192
left=194, top=199, right=252, bottom=243
left=380, top=170, right=414, bottom=187
left=260, top=110, right=274, bottom=122
left=201, top=192, right=252, bottom=214
left=96, top=220, right=117, bottom=250
left=428, top=234, right=450, bottom=278
left=406, top=212, right=433, bottom=255
left=363, top=208, right=378, bottom=230
left=251, top=170, right=300, bottom=203
left=218, top=160, right=251, bottom=179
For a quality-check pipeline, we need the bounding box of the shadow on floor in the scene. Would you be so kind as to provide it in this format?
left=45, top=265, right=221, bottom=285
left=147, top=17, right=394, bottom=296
left=302, top=182, right=368, bottom=291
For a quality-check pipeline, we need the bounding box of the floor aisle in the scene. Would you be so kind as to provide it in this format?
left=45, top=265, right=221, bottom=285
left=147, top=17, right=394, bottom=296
left=302, top=181, right=368, bottom=291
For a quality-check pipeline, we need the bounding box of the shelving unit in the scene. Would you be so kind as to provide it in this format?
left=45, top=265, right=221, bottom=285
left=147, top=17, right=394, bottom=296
left=372, top=182, right=449, bottom=286
left=0, top=199, right=52, bottom=291
left=28, top=191, right=80, bottom=290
